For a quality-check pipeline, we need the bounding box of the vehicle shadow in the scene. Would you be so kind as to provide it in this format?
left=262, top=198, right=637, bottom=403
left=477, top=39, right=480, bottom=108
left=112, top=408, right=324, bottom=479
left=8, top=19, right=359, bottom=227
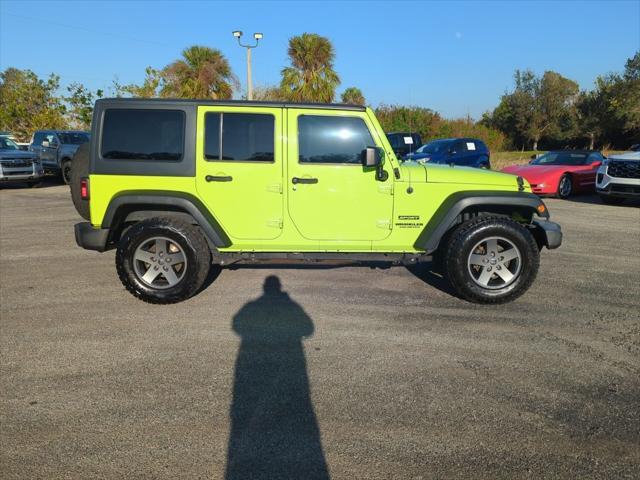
left=0, top=177, right=64, bottom=190
left=563, top=193, right=640, bottom=207
left=405, top=261, right=458, bottom=298
left=225, top=276, right=329, bottom=480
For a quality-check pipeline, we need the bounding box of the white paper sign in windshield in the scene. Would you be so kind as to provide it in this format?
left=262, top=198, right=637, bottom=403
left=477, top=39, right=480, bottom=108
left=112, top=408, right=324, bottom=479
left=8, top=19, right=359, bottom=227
left=466, top=142, right=476, bottom=150
left=403, top=136, right=414, bottom=145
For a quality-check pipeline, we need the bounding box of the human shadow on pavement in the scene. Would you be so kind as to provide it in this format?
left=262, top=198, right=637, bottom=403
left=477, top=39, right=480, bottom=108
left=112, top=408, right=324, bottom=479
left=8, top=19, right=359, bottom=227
left=225, top=275, right=329, bottom=480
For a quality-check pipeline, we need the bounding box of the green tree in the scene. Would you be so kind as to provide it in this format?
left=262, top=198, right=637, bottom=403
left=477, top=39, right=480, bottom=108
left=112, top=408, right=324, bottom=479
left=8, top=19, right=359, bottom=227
left=161, top=46, right=237, bottom=99
left=65, top=82, right=103, bottom=130
left=484, top=70, right=579, bottom=150
left=0, top=68, right=67, bottom=141
left=251, top=85, right=287, bottom=101
left=113, top=67, right=163, bottom=98
left=280, top=33, right=340, bottom=103
left=374, top=105, right=442, bottom=140
left=340, top=87, right=365, bottom=105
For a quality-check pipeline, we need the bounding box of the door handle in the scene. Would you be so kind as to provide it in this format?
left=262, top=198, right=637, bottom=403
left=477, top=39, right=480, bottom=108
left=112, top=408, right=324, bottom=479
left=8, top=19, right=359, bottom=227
left=206, top=175, right=233, bottom=182
left=292, top=177, right=318, bottom=184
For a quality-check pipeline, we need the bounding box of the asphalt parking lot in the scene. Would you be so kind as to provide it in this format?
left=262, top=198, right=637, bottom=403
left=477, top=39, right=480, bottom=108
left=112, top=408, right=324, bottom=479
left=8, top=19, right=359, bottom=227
left=1, top=183, right=639, bottom=479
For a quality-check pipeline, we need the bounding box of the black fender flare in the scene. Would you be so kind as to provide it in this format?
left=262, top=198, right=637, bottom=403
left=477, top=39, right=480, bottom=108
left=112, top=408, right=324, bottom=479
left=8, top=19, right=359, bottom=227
left=102, top=191, right=231, bottom=248
left=414, top=191, right=548, bottom=252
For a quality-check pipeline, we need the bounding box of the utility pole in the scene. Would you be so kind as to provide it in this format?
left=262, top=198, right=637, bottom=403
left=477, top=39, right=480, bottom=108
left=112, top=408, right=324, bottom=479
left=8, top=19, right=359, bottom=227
left=232, top=31, right=263, bottom=101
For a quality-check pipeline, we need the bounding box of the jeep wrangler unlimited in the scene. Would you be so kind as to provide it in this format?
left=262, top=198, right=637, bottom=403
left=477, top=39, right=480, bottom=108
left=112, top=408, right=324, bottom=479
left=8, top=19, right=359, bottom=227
left=73, top=98, right=562, bottom=304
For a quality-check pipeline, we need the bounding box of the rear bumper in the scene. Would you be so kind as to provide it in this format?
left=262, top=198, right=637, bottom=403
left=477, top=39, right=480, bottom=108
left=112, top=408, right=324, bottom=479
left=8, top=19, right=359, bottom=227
left=531, top=219, right=562, bottom=249
left=74, top=222, right=110, bottom=252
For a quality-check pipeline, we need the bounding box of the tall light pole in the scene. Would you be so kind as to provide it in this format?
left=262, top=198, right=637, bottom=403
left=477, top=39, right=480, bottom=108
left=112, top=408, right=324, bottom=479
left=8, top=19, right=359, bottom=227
left=232, top=31, right=263, bottom=101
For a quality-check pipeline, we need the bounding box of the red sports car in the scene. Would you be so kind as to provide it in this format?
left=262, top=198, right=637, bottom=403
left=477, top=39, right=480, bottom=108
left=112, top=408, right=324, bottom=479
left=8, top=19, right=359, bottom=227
left=502, top=150, right=605, bottom=198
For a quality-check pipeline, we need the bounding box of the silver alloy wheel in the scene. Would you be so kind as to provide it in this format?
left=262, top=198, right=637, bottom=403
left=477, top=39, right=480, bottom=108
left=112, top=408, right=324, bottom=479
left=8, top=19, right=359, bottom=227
left=467, top=236, right=522, bottom=290
left=559, top=175, right=572, bottom=197
left=133, top=236, right=187, bottom=289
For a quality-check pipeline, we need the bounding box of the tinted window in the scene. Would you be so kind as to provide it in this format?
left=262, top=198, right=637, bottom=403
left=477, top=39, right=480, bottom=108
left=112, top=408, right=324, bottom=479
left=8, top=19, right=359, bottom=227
left=299, top=115, right=375, bottom=164
left=101, top=109, right=184, bottom=161
left=205, top=113, right=274, bottom=162
left=0, top=137, right=19, bottom=150
left=531, top=152, right=588, bottom=166
left=58, top=132, right=90, bottom=145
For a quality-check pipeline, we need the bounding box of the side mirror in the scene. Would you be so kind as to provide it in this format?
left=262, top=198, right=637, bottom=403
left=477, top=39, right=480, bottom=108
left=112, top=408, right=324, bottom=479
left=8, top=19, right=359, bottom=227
left=41, top=140, right=50, bottom=148
left=361, top=147, right=388, bottom=181
left=361, top=147, right=382, bottom=167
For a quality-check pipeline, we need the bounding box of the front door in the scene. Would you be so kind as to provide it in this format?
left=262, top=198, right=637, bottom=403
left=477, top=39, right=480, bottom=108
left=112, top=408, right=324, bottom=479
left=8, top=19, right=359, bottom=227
left=40, top=133, right=59, bottom=169
left=196, top=107, right=284, bottom=240
left=286, top=110, right=394, bottom=242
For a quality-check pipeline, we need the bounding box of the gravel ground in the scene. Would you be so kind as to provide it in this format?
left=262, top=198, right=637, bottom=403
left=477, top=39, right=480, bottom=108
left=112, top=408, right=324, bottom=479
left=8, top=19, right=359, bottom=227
left=1, top=183, right=639, bottom=479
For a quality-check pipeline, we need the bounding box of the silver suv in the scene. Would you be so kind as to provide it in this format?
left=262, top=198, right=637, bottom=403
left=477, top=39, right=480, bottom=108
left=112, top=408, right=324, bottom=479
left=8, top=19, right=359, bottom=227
left=29, top=130, right=90, bottom=184
left=0, top=136, right=44, bottom=187
left=596, top=151, right=640, bottom=204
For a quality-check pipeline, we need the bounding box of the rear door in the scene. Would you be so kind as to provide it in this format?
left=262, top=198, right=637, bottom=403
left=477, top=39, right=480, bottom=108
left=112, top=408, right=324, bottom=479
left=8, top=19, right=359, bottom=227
left=195, top=106, right=284, bottom=241
left=286, top=109, right=393, bottom=242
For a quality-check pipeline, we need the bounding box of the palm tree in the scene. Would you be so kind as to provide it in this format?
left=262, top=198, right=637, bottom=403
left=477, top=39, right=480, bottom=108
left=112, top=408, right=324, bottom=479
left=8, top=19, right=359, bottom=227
left=280, top=33, right=340, bottom=103
left=340, top=87, right=365, bottom=106
left=161, top=46, right=237, bottom=99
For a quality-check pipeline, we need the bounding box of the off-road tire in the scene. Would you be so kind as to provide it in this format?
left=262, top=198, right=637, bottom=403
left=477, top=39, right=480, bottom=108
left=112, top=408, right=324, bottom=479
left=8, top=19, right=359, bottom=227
left=599, top=195, right=625, bottom=205
left=443, top=216, right=540, bottom=304
left=557, top=174, right=572, bottom=199
left=116, top=217, right=212, bottom=304
left=70, top=143, right=90, bottom=220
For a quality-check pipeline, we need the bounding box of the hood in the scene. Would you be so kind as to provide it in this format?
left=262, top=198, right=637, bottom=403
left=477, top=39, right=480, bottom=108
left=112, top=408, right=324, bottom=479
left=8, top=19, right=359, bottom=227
left=425, top=163, right=520, bottom=187
left=0, top=149, right=37, bottom=160
left=609, top=152, right=640, bottom=161
left=502, top=164, right=568, bottom=182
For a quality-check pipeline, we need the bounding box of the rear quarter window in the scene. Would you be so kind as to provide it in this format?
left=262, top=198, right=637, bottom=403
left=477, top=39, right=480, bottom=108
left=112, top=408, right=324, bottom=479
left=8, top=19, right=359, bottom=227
left=101, top=109, right=185, bottom=161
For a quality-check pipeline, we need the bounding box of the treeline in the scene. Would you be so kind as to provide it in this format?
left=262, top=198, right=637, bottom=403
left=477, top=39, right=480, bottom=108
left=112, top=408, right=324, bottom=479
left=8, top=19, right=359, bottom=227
left=0, top=32, right=637, bottom=150
left=482, top=52, right=640, bottom=150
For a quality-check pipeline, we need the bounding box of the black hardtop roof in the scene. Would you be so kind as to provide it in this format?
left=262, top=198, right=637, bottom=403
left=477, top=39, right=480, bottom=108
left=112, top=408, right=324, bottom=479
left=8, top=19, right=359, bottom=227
left=95, top=97, right=367, bottom=112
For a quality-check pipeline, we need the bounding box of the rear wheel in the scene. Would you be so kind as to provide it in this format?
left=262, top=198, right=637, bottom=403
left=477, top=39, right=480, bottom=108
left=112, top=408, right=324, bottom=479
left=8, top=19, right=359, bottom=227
left=61, top=160, right=72, bottom=185
left=557, top=174, right=572, bottom=199
left=443, top=216, right=540, bottom=304
left=116, top=217, right=212, bottom=304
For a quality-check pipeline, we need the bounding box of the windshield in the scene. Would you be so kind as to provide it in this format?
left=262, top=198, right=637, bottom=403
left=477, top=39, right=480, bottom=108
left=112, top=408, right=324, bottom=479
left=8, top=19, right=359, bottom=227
left=531, top=152, right=588, bottom=166
left=0, top=137, right=19, bottom=150
left=416, top=140, right=452, bottom=154
left=57, top=132, right=90, bottom=145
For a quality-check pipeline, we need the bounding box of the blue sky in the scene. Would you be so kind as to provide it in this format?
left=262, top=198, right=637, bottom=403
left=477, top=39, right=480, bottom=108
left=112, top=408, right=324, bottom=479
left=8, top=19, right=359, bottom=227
left=1, top=0, right=638, bottom=118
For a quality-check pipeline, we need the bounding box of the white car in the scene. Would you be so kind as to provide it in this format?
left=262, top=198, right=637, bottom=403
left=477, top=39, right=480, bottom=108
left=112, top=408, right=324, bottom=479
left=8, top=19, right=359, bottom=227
left=596, top=151, right=640, bottom=204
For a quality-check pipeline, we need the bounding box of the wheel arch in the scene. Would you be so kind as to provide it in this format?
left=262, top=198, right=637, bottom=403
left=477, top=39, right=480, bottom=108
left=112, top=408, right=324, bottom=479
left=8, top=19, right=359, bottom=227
left=102, top=191, right=231, bottom=249
left=414, top=191, right=548, bottom=253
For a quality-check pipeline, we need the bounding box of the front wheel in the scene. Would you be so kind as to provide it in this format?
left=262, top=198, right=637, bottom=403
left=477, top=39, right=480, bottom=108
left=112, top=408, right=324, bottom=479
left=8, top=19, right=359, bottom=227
left=116, top=217, right=212, bottom=304
left=443, top=216, right=540, bottom=304
left=557, top=174, right=572, bottom=199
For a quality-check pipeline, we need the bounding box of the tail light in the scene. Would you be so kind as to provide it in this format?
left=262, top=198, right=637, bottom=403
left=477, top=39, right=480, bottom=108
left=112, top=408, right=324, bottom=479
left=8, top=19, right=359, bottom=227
left=80, top=178, right=89, bottom=200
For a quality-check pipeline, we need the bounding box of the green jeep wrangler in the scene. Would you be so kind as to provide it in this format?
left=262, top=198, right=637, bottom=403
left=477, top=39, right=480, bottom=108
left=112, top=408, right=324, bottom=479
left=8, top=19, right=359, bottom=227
left=73, top=98, right=561, bottom=304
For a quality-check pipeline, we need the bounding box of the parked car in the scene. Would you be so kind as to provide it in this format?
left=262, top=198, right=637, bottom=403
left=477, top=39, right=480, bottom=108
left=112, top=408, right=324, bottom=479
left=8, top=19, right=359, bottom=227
left=386, top=132, right=422, bottom=158
left=405, top=138, right=491, bottom=169
left=72, top=98, right=561, bottom=305
left=501, top=150, right=605, bottom=198
left=29, top=130, right=90, bottom=184
left=596, top=151, right=640, bottom=204
left=0, top=136, right=44, bottom=187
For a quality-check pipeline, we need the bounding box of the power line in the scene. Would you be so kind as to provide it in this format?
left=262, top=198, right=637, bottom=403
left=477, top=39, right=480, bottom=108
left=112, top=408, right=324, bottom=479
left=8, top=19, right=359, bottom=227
left=2, top=11, right=173, bottom=47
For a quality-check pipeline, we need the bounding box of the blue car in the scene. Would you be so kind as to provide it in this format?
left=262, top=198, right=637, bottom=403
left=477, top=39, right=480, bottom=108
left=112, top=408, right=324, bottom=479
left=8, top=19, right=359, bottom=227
left=405, top=138, right=491, bottom=169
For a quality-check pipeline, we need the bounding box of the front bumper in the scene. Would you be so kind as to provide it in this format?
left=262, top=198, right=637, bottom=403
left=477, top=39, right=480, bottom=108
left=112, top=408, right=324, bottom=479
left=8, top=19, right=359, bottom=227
left=0, top=163, right=44, bottom=182
left=531, top=219, right=562, bottom=249
left=75, top=222, right=110, bottom=252
left=596, top=165, right=640, bottom=198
